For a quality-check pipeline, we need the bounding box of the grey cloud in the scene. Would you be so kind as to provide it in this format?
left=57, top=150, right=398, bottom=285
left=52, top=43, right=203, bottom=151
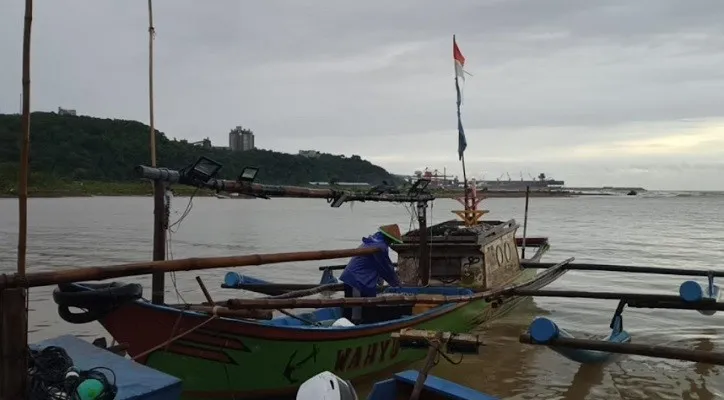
left=2, top=0, right=724, bottom=190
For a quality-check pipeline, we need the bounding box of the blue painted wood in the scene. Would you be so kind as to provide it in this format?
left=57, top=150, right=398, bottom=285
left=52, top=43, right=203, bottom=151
left=367, top=370, right=500, bottom=400
left=30, top=335, right=182, bottom=400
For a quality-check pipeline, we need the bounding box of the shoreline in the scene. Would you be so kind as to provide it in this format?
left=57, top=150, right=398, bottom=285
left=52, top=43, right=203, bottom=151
left=0, top=188, right=608, bottom=199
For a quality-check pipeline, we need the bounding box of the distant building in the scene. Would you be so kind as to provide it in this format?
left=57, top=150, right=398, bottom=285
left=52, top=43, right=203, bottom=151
left=58, top=107, right=77, bottom=116
left=228, top=126, right=255, bottom=151
left=191, top=138, right=212, bottom=149
left=240, top=131, right=254, bottom=151
left=298, top=150, right=321, bottom=158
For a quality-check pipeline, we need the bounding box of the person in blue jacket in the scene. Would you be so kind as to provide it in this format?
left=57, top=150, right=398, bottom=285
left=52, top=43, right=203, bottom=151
left=340, top=224, right=403, bottom=323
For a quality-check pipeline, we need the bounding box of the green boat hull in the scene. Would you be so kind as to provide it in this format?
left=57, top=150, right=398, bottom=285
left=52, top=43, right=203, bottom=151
left=100, top=297, right=492, bottom=398
left=96, top=270, right=539, bottom=398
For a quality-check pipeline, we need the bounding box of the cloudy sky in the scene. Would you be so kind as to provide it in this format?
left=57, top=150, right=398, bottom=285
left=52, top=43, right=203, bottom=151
left=2, top=0, right=724, bottom=190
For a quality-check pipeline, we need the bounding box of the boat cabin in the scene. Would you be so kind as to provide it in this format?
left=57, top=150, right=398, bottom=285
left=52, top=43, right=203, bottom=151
left=392, top=219, right=522, bottom=290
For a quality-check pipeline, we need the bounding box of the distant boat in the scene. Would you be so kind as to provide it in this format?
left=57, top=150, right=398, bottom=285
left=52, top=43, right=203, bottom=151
left=627, top=190, right=637, bottom=196
left=479, top=172, right=564, bottom=191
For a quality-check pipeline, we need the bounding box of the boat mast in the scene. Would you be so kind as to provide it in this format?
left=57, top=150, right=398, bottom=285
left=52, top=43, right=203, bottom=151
left=148, top=0, right=167, bottom=305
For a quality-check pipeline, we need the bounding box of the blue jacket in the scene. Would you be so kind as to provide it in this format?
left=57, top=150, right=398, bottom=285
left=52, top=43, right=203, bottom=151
left=339, top=232, right=401, bottom=297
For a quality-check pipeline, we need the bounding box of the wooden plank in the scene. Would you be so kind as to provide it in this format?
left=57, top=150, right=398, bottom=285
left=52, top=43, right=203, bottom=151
left=0, top=288, right=28, bottom=399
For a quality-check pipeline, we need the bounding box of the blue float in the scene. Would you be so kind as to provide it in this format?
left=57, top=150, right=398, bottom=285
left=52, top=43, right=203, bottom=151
left=223, top=271, right=243, bottom=287
left=528, top=315, right=631, bottom=364
left=679, top=272, right=721, bottom=316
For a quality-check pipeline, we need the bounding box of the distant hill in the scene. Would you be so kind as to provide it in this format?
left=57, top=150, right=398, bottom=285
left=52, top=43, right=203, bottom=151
left=0, top=112, right=396, bottom=192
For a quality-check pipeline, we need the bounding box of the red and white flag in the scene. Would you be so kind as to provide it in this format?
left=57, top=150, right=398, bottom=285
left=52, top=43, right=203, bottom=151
left=453, top=37, right=467, bottom=82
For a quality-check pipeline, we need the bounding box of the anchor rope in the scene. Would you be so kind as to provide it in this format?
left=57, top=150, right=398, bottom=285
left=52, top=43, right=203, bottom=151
left=132, top=314, right=218, bottom=361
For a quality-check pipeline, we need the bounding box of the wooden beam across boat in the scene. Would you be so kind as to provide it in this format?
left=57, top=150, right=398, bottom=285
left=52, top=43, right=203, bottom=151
left=521, top=261, right=724, bottom=278
left=217, top=292, right=489, bottom=310
left=520, top=333, right=724, bottom=366
left=199, top=260, right=573, bottom=310
left=0, top=247, right=381, bottom=290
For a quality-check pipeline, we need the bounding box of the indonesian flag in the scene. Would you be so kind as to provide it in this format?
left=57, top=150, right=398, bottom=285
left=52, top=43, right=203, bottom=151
left=453, top=37, right=466, bottom=81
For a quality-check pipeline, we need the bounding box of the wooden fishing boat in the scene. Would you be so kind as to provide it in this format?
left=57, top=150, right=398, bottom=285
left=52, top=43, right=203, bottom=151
left=53, top=256, right=569, bottom=399
left=297, top=370, right=499, bottom=400
left=296, top=330, right=499, bottom=400
left=54, top=284, right=486, bottom=399
left=366, top=371, right=499, bottom=400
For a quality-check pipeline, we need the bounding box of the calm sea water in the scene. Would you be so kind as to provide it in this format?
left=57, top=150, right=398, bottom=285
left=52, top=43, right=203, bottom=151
left=1, top=193, right=723, bottom=399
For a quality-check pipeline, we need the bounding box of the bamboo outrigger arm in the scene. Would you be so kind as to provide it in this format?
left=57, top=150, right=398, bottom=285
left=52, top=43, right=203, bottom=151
left=0, top=247, right=381, bottom=290
left=520, top=332, right=724, bottom=366
left=135, top=164, right=435, bottom=206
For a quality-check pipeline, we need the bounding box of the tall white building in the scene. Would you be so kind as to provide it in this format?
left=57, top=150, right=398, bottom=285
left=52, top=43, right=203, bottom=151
left=228, top=126, right=255, bottom=151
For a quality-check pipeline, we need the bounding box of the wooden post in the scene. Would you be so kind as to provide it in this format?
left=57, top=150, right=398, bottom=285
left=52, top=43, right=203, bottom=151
left=417, top=201, right=430, bottom=286
left=0, top=289, right=28, bottom=399
left=5, top=0, right=33, bottom=396
left=521, top=185, right=530, bottom=259
left=151, top=180, right=166, bottom=304
left=17, top=0, right=33, bottom=277
left=409, top=334, right=441, bottom=400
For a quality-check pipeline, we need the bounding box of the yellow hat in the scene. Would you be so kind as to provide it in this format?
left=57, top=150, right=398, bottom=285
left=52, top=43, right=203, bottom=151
left=378, top=224, right=403, bottom=244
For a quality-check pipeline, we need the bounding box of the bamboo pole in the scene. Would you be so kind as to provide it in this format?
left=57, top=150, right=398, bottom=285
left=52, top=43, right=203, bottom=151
left=147, top=0, right=156, bottom=167
left=211, top=291, right=490, bottom=310
left=17, top=0, right=33, bottom=277
left=146, top=0, right=167, bottom=305
left=1, top=0, right=33, bottom=397
left=521, top=261, right=724, bottom=278
left=520, top=333, right=724, bottom=366
left=135, top=165, right=436, bottom=203
left=0, top=247, right=380, bottom=290
left=521, top=185, right=530, bottom=259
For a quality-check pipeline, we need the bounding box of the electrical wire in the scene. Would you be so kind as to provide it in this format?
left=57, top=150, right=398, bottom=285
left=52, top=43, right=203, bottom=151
left=164, top=187, right=191, bottom=304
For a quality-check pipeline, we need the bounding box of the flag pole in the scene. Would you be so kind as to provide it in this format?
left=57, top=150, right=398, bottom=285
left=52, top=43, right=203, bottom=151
left=453, top=34, right=470, bottom=211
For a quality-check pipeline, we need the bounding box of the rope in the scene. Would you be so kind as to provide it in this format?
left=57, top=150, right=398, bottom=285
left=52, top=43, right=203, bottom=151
left=132, top=315, right=218, bottom=361
left=27, top=347, right=117, bottom=400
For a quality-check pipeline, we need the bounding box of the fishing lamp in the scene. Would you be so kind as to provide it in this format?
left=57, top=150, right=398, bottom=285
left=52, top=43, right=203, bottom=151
left=186, top=156, right=222, bottom=184
left=238, top=166, right=259, bottom=183
left=408, top=178, right=431, bottom=195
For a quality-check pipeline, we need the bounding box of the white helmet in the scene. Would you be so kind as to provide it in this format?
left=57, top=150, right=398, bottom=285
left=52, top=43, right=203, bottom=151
left=296, top=371, right=358, bottom=400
